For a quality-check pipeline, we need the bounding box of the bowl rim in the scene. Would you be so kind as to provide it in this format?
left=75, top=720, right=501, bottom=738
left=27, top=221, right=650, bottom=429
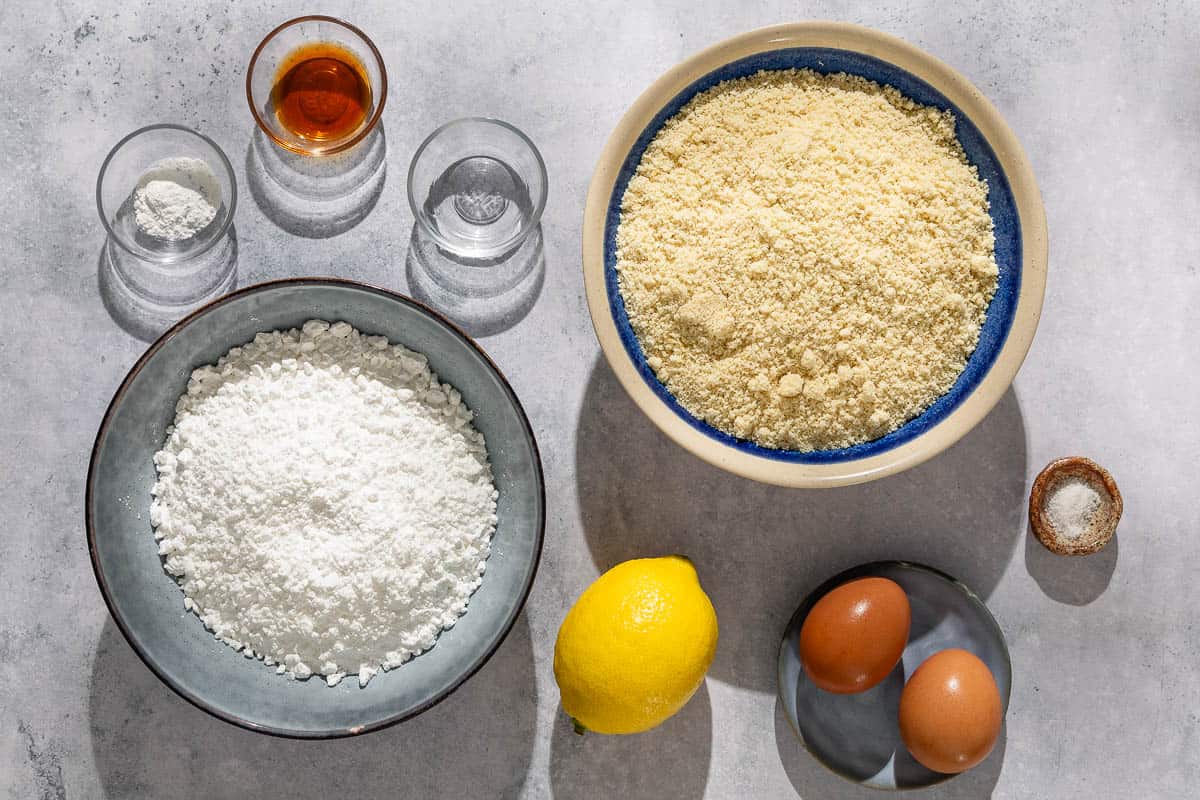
left=776, top=559, right=1013, bottom=790
left=581, top=21, right=1048, bottom=488
left=85, top=276, right=546, bottom=739
left=95, top=122, right=239, bottom=264
left=245, top=14, right=389, bottom=157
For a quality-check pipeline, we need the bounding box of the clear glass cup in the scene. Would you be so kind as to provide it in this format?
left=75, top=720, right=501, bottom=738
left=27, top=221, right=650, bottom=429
left=96, top=124, right=237, bottom=265
left=246, top=15, right=387, bottom=157
left=407, top=118, right=548, bottom=263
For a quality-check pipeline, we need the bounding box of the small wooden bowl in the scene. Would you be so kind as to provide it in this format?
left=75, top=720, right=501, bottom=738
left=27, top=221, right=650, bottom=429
left=1029, top=457, right=1122, bottom=555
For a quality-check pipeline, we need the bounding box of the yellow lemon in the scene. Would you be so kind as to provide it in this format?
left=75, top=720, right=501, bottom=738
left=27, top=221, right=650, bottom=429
left=553, top=555, right=718, bottom=734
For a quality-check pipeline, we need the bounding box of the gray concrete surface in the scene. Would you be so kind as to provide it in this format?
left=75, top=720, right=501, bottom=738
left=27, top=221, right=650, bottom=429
left=1, top=1, right=1197, bottom=797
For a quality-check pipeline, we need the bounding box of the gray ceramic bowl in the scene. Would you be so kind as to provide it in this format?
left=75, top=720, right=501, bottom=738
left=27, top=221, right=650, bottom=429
left=87, top=278, right=545, bottom=738
left=778, top=561, right=1011, bottom=790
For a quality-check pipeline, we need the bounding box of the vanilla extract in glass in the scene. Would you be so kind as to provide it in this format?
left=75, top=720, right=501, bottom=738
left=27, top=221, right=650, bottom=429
left=270, top=41, right=371, bottom=143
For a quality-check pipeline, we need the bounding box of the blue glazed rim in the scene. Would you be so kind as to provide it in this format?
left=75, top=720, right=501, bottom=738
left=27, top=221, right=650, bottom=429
left=603, top=48, right=1022, bottom=465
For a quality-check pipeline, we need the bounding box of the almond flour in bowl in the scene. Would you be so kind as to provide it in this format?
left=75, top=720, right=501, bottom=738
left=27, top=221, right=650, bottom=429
left=615, top=69, right=999, bottom=452
left=149, top=319, right=498, bottom=688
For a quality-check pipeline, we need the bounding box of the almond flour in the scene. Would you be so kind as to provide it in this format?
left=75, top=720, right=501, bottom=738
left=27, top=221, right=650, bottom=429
left=616, top=69, right=999, bottom=451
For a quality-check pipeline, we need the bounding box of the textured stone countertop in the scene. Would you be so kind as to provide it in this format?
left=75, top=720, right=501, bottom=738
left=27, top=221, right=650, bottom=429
left=2, top=1, right=1197, bottom=797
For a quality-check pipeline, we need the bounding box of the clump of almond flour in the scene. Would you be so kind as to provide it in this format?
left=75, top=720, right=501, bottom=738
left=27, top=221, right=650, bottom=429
left=616, top=69, right=999, bottom=451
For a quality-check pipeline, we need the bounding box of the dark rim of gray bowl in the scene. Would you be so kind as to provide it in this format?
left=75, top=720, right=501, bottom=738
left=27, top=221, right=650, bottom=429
left=85, top=276, right=546, bottom=739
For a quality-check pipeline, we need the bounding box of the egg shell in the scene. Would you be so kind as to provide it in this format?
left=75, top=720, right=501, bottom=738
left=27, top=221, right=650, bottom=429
left=899, top=648, right=1003, bottom=774
left=798, top=576, right=911, bottom=694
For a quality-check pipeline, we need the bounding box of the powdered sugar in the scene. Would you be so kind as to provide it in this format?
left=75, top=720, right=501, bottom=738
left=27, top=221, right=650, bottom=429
left=149, top=320, right=497, bottom=687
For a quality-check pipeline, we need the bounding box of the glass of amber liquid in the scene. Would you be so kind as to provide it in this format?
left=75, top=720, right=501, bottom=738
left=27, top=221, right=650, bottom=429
left=246, top=16, right=387, bottom=156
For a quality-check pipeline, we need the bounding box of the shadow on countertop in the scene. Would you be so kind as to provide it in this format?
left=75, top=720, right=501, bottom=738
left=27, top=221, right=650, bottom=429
left=98, top=245, right=166, bottom=343
left=405, top=223, right=545, bottom=338
left=244, top=125, right=386, bottom=239
left=1024, top=524, right=1118, bottom=605
left=575, top=358, right=1028, bottom=693
left=773, top=694, right=1005, bottom=799
left=549, top=680, right=712, bottom=800
left=97, top=232, right=239, bottom=344
left=89, top=613, right=537, bottom=798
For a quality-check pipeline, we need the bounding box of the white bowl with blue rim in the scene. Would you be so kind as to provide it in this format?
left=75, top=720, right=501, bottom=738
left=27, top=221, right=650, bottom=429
left=582, top=22, right=1047, bottom=488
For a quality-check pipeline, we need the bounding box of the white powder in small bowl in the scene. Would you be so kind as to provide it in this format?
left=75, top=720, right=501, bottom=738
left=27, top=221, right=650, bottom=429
left=1045, top=478, right=1101, bottom=540
left=133, top=156, right=221, bottom=241
left=149, top=320, right=498, bottom=688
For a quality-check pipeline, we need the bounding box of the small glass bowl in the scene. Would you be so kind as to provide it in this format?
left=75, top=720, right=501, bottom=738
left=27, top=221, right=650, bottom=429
left=96, top=124, right=237, bottom=265
left=408, top=118, right=548, bottom=262
left=246, top=15, right=387, bottom=157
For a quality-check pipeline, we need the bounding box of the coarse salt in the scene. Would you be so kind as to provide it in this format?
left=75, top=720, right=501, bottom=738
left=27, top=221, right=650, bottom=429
left=1045, top=478, right=1101, bottom=540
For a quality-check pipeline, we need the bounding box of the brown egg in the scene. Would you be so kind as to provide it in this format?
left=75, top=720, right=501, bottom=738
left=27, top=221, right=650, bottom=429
left=899, top=648, right=1003, bottom=774
left=798, top=577, right=911, bottom=694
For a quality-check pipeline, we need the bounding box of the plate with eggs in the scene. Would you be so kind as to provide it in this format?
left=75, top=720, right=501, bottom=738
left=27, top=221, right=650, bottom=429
left=777, top=561, right=1011, bottom=789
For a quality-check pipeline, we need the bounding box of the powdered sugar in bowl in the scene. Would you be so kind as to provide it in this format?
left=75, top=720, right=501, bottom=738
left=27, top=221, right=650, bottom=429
left=87, top=279, right=544, bottom=737
left=97, top=124, right=237, bottom=266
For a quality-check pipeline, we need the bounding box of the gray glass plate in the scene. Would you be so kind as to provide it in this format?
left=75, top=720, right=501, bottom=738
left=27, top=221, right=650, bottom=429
left=87, top=278, right=545, bottom=738
left=778, top=561, right=1011, bottom=790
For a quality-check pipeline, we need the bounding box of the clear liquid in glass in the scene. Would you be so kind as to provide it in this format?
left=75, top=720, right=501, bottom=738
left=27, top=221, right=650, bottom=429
left=422, top=156, right=533, bottom=259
